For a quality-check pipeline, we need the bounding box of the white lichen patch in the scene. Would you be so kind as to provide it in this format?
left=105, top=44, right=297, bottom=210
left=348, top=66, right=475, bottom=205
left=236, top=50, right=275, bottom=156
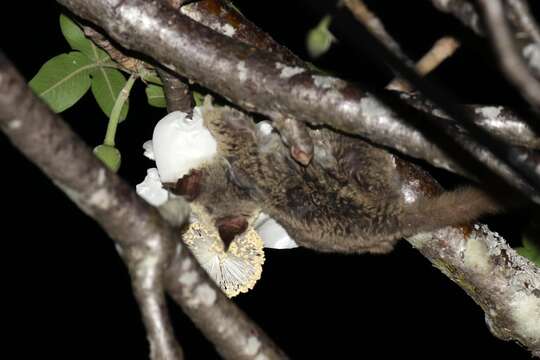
left=475, top=106, right=502, bottom=120
left=151, top=108, right=217, bottom=183
left=359, top=96, right=393, bottom=122
left=96, top=169, right=106, bottom=186
left=221, top=23, right=236, bottom=37
left=180, top=6, right=236, bottom=37
left=136, top=168, right=169, bottom=207
left=463, top=234, right=492, bottom=273
left=88, top=188, right=113, bottom=210
left=312, top=75, right=345, bottom=90
left=237, top=61, right=248, bottom=82
left=193, top=283, right=217, bottom=306
left=244, top=336, right=261, bottom=356
left=123, top=6, right=159, bottom=33
left=523, top=43, right=540, bottom=73
left=275, top=62, right=305, bottom=79
left=138, top=253, right=160, bottom=290
left=255, top=354, right=269, bottom=360
left=179, top=270, right=199, bottom=287
left=509, top=291, right=540, bottom=341
left=8, top=119, right=22, bottom=129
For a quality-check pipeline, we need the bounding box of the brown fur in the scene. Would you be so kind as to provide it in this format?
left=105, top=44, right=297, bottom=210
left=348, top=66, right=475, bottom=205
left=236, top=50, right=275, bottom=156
left=193, top=101, right=502, bottom=254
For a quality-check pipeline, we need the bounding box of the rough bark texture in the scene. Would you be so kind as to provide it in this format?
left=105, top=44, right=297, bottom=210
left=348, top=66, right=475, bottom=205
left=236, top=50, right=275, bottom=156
left=0, top=54, right=287, bottom=360
left=396, top=159, right=540, bottom=357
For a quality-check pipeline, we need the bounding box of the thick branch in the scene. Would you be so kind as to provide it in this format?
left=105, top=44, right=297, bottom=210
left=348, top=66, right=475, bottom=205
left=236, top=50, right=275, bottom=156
left=396, top=160, right=540, bottom=356
left=177, top=0, right=314, bottom=164
left=399, top=92, right=540, bottom=149
left=56, top=0, right=540, bottom=199
left=0, top=54, right=287, bottom=360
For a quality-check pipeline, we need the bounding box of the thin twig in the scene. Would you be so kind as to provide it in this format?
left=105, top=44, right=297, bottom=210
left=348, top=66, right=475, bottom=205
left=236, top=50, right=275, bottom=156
left=0, top=53, right=288, bottom=360
left=156, top=68, right=193, bottom=113
left=341, top=0, right=415, bottom=68
left=429, top=0, right=540, bottom=77
left=388, top=37, right=460, bottom=92
left=506, top=0, right=540, bottom=45
left=477, top=0, right=540, bottom=109
left=430, top=0, right=484, bottom=34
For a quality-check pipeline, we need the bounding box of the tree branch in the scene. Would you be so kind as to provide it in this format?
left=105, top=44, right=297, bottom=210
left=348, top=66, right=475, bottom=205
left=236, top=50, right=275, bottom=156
left=341, top=0, right=415, bottom=69
left=0, top=53, right=287, bottom=360
left=395, top=159, right=540, bottom=357
left=477, top=0, right=540, bottom=109
left=56, top=0, right=540, bottom=200
left=506, top=0, right=540, bottom=45
left=157, top=67, right=193, bottom=113
left=398, top=92, right=540, bottom=149
left=177, top=0, right=314, bottom=165
left=429, top=0, right=540, bottom=77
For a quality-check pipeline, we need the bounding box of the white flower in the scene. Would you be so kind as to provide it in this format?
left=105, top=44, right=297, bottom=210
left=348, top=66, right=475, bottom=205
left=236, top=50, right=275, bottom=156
left=253, top=213, right=298, bottom=249
left=136, top=168, right=169, bottom=206
left=141, top=108, right=298, bottom=250
left=151, top=108, right=217, bottom=183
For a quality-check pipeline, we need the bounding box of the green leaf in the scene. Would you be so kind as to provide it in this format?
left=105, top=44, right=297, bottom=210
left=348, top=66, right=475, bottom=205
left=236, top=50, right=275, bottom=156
left=60, top=14, right=94, bottom=58
left=29, top=52, right=94, bottom=113
left=139, top=68, right=163, bottom=85
left=91, top=67, right=129, bottom=122
left=518, top=236, right=540, bottom=266
left=306, top=15, right=335, bottom=59
left=193, top=91, right=205, bottom=106
left=94, top=144, right=121, bottom=172
left=145, top=84, right=167, bottom=108
left=61, top=14, right=111, bottom=64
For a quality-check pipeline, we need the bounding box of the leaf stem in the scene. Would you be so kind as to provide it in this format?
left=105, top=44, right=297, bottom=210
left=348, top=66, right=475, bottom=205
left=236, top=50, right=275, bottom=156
left=104, top=73, right=136, bottom=146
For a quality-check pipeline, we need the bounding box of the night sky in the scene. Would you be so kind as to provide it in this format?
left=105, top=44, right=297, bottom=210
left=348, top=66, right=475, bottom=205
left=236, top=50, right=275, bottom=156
left=2, top=1, right=537, bottom=358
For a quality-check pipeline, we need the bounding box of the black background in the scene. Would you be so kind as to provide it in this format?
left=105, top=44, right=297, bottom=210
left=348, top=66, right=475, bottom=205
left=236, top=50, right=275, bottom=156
left=2, top=1, right=538, bottom=358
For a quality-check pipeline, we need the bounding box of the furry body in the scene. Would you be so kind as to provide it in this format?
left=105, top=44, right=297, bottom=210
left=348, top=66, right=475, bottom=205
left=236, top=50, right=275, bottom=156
left=177, top=102, right=500, bottom=254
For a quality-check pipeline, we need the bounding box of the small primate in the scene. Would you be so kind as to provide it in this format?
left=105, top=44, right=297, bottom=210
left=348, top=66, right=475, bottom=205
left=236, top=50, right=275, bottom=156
left=164, top=99, right=501, bottom=254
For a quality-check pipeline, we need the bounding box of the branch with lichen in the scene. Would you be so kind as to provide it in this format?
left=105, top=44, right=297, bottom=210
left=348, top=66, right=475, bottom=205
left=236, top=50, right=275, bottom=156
left=56, top=0, right=540, bottom=200
left=0, top=53, right=287, bottom=360
left=176, top=0, right=314, bottom=164
left=395, top=158, right=540, bottom=356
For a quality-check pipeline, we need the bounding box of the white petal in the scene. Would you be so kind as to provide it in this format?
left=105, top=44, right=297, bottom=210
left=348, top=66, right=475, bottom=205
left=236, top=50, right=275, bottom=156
left=254, top=213, right=298, bottom=249
left=136, top=168, right=169, bottom=206
left=142, top=140, right=154, bottom=160
left=152, top=109, right=218, bottom=183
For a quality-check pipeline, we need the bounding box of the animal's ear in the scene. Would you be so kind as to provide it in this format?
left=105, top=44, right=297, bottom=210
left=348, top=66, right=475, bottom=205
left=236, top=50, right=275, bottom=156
left=202, top=96, right=258, bottom=156
left=171, top=169, right=203, bottom=201
left=216, top=215, right=248, bottom=250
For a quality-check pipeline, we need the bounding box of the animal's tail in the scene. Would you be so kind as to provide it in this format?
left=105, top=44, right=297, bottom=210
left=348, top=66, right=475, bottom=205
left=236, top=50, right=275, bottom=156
left=400, top=187, right=502, bottom=237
